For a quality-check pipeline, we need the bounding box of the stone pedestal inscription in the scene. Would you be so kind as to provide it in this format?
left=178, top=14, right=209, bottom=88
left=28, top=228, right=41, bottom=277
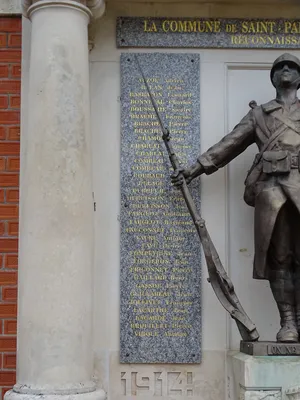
left=241, top=341, right=300, bottom=356
left=120, top=53, right=201, bottom=363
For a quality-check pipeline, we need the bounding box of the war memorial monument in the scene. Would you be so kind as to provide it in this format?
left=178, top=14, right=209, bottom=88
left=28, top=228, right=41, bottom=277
left=118, top=17, right=300, bottom=400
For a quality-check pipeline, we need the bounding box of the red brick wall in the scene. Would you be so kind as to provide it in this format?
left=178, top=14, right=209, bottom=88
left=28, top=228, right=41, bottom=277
left=0, top=17, right=21, bottom=399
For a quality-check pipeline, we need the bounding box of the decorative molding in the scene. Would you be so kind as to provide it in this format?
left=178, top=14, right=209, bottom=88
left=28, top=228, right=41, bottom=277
left=286, top=386, right=300, bottom=400
left=22, top=0, right=105, bottom=19
left=240, top=388, right=281, bottom=400
left=22, top=0, right=31, bottom=17
left=87, top=0, right=105, bottom=18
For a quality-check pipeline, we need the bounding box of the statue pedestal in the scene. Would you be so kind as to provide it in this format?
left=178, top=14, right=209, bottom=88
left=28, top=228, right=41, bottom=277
left=228, top=351, right=300, bottom=400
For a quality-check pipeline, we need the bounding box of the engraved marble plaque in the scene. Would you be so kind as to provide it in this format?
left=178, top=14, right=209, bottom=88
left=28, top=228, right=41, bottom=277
left=117, top=17, right=300, bottom=49
left=120, top=53, right=201, bottom=363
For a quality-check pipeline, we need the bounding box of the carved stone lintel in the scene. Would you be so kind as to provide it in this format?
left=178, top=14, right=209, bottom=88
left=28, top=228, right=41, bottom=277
left=22, top=0, right=105, bottom=19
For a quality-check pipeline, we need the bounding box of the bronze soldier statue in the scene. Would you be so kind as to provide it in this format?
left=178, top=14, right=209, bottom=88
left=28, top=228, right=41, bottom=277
left=173, top=53, right=300, bottom=343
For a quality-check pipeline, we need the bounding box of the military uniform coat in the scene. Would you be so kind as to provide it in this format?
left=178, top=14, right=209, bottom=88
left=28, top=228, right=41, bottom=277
left=198, top=99, right=300, bottom=280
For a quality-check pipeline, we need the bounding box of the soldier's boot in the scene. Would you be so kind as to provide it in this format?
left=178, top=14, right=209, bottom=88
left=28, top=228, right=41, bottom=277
left=270, top=270, right=298, bottom=343
left=276, top=304, right=298, bottom=342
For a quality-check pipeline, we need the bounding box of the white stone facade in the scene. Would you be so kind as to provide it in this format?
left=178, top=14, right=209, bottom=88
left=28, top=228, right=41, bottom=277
left=4, top=1, right=300, bottom=400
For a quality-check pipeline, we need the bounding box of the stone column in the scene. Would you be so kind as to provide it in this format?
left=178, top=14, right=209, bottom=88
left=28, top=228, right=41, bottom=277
left=6, top=1, right=105, bottom=400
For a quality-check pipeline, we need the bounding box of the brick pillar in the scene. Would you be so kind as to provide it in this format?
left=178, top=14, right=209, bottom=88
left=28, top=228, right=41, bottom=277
left=0, top=16, right=21, bottom=400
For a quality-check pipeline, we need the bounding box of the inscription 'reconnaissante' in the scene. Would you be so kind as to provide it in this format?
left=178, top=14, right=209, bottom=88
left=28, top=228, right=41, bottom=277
left=120, top=53, right=201, bottom=363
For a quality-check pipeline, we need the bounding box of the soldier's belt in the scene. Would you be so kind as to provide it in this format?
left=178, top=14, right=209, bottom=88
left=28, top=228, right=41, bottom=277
left=262, top=151, right=300, bottom=174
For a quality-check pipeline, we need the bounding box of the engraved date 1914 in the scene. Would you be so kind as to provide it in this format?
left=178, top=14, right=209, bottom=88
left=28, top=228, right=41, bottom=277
left=121, top=371, right=194, bottom=396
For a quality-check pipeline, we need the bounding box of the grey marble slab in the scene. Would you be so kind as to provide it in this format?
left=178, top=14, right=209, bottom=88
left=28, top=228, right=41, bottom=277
left=120, top=53, right=201, bottom=363
left=117, top=17, right=300, bottom=49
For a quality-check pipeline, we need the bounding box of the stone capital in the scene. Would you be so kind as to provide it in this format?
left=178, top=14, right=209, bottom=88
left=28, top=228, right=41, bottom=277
left=22, top=0, right=105, bottom=20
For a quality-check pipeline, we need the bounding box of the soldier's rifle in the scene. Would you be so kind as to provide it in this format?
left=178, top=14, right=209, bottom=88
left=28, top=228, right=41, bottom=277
left=135, top=55, right=259, bottom=342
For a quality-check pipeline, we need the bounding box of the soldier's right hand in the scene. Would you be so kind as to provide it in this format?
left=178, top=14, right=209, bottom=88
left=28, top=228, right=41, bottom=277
left=171, top=168, right=193, bottom=188
left=171, top=161, right=204, bottom=188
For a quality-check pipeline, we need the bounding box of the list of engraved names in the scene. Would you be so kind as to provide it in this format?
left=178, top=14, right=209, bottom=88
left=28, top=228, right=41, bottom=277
left=120, top=53, right=201, bottom=363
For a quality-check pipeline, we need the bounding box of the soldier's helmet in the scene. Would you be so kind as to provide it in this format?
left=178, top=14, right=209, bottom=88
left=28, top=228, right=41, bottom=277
left=271, top=53, right=300, bottom=87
